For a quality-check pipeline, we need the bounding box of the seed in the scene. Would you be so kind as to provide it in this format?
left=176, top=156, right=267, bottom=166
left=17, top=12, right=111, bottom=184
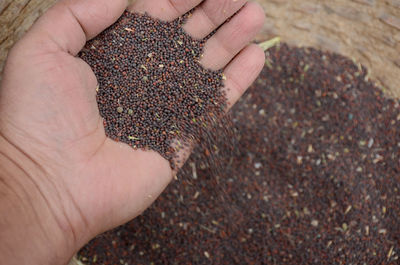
left=79, top=11, right=227, bottom=169
left=79, top=42, right=400, bottom=265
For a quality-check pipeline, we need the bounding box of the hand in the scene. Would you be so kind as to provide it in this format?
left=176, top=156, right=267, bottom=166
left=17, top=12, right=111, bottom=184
left=0, top=0, right=265, bottom=264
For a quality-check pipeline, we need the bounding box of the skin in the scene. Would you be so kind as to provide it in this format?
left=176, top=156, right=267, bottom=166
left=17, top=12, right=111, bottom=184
left=0, top=0, right=265, bottom=264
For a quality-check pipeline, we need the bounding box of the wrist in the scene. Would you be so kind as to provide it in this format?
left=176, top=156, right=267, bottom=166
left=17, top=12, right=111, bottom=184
left=0, top=135, right=77, bottom=265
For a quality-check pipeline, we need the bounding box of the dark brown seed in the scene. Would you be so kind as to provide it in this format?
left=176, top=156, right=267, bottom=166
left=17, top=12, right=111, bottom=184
left=79, top=11, right=228, bottom=169
left=78, top=44, right=400, bottom=265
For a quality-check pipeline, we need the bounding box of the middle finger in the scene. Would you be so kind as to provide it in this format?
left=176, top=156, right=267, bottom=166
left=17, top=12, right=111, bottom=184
left=183, top=0, right=247, bottom=39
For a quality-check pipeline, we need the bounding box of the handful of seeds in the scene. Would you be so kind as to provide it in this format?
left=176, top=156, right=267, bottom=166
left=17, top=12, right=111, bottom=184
left=79, top=11, right=228, bottom=168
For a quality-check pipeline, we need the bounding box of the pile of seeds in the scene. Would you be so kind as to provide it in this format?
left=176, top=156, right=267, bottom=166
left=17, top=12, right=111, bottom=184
left=79, top=11, right=227, bottom=168
left=79, top=44, right=400, bottom=264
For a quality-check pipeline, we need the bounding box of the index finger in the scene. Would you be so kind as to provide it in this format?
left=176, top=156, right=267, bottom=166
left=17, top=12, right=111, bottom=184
left=129, top=0, right=203, bottom=21
left=27, top=0, right=128, bottom=55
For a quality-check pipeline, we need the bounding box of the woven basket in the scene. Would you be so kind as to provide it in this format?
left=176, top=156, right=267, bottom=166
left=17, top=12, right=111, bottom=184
left=256, top=0, right=400, bottom=98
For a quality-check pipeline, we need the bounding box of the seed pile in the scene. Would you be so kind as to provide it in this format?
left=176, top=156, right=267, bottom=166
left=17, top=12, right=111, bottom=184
left=79, top=11, right=227, bottom=168
left=79, top=44, right=400, bottom=264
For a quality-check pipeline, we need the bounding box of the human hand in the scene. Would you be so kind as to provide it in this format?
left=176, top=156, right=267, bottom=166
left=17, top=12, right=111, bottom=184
left=0, top=0, right=265, bottom=264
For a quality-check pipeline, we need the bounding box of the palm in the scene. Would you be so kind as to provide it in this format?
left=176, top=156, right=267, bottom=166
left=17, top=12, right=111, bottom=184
left=0, top=0, right=265, bottom=246
left=2, top=38, right=171, bottom=233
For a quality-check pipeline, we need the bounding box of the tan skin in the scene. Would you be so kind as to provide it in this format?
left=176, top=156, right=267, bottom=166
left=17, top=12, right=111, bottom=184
left=0, top=0, right=265, bottom=264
